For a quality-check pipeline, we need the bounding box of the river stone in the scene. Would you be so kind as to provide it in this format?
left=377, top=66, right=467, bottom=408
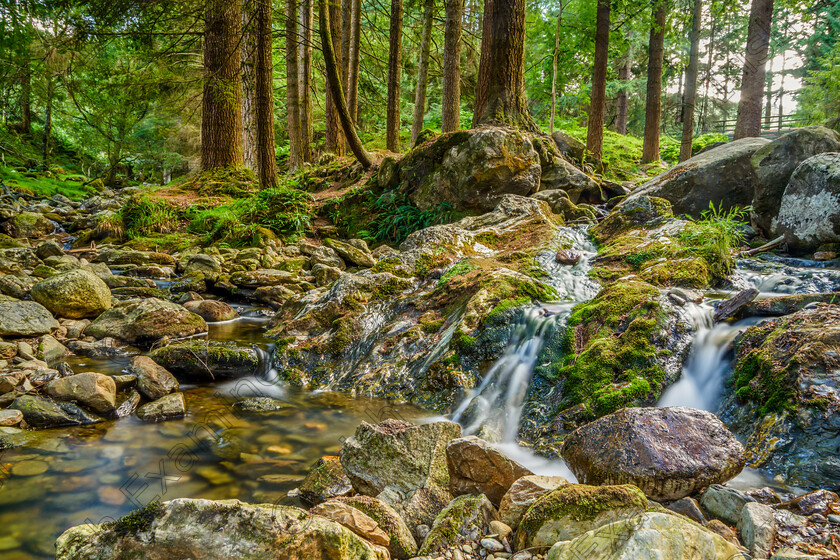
left=751, top=127, right=840, bottom=235
left=182, top=299, right=237, bottom=322
left=499, top=474, right=570, bottom=530
left=230, top=269, right=299, bottom=288
left=6, top=211, right=55, bottom=237
left=312, top=263, right=343, bottom=287
left=539, top=157, right=601, bottom=203
left=147, top=341, right=260, bottom=381
left=340, top=419, right=461, bottom=497
left=136, top=392, right=186, bottom=422
left=700, top=485, right=756, bottom=525
left=417, top=494, right=499, bottom=556
left=54, top=498, right=390, bottom=560
left=738, top=502, right=776, bottom=559
left=310, top=500, right=391, bottom=548
left=300, top=456, right=354, bottom=505
left=184, top=254, right=222, bottom=281
left=311, top=246, right=346, bottom=269
left=84, top=298, right=207, bottom=345
left=45, top=372, right=117, bottom=414
left=336, top=495, right=418, bottom=559
left=323, top=238, right=376, bottom=268
left=0, top=409, right=23, bottom=426
left=379, top=484, right=454, bottom=540
left=401, top=127, right=542, bottom=213
left=446, top=436, right=533, bottom=506
left=561, top=407, right=746, bottom=501
left=11, top=394, right=91, bottom=428
left=0, top=296, right=60, bottom=336
left=515, top=484, right=651, bottom=549
left=775, top=152, right=840, bottom=254
left=667, top=496, right=707, bottom=525
left=546, top=512, right=747, bottom=560
left=622, top=137, right=770, bottom=216
left=30, top=269, right=112, bottom=319
left=38, top=334, right=69, bottom=364
left=127, top=356, right=179, bottom=400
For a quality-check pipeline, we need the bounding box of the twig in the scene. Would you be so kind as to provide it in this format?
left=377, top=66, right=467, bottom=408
left=740, top=235, right=784, bottom=257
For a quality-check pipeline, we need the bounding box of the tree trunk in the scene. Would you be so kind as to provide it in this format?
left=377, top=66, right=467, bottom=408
left=202, top=0, right=243, bottom=171
left=318, top=0, right=372, bottom=167
left=42, top=77, right=53, bottom=167
left=733, top=0, right=774, bottom=139
left=255, top=0, right=277, bottom=187
left=324, top=0, right=344, bottom=155
left=286, top=0, right=302, bottom=173
left=472, top=0, right=537, bottom=130
left=441, top=0, right=463, bottom=132
left=586, top=0, right=610, bottom=160
left=242, top=0, right=257, bottom=169
left=549, top=5, right=563, bottom=134
left=20, top=68, right=31, bottom=135
left=299, top=0, right=314, bottom=161
left=411, top=0, right=435, bottom=144
left=386, top=0, right=403, bottom=151
left=641, top=0, right=667, bottom=164
left=700, top=17, right=716, bottom=132
left=680, top=0, right=702, bottom=161
left=615, top=35, right=632, bottom=135
left=347, top=0, right=361, bottom=122
left=764, top=69, right=772, bottom=129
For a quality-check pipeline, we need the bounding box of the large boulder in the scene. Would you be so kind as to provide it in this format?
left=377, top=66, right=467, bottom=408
left=774, top=152, right=840, bottom=254
left=400, top=127, right=542, bottom=213
left=561, top=407, right=745, bottom=501
left=546, top=512, right=747, bottom=560
left=622, top=138, right=770, bottom=216
left=514, top=484, right=651, bottom=549
left=5, top=211, right=55, bottom=237
left=147, top=341, right=261, bottom=382
left=445, top=436, right=533, bottom=506
left=340, top=419, right=461, bottom=496
left=751, top=126, right=840, bottom=235
left=539, top=156, right=601, bottom=202
left=336, top=496, right=418, bottom=559
left=84, top=298, right=207, bottom=345
left=10, top=394, right=100, bottom=428
left=30, top=269, right=112, bottom=319
left=499, top=475, right=569, bottom=529
left=45, top=372, right=117, bottom=414
left=54, top=498, right=389, bottom=560
left=0, top=295, right=59, bottom=336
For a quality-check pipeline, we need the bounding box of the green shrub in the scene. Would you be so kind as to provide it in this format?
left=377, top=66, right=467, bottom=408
left=120, top=195, right=180, bottom=238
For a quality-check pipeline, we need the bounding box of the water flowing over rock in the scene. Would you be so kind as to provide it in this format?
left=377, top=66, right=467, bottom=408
left=31, top=269, right=112, bottom=319
left=84, top=298, right=207, bottom=345
left=54, top=498, right=389, bottom=560
left=561, top=407, right=745, bottom=500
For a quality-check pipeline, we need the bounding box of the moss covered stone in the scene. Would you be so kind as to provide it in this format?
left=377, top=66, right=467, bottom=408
left=417, top=494, right=498, bottom=555
left=148, top=340, right=260, bottom=382
left=300, top=456, right=353, bottom=505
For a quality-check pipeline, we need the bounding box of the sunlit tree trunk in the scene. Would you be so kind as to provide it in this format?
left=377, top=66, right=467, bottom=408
left=680, top=0, right=702, bottom=161
left=642, top=0, right=667, bottom=164
left=386, top=0, right=403, bottom=151
left=441, top=0, right=462, bottom=132
left=411, top=0, right=434, bottom=144
left=202, top=0, right=243, bottom=171
left=299, top=0, right=313, bottom=161
left=586, top=0, right=610, bottom=160
left=42, top=77, right=53, bottom=166
left=286, top=0, right=302, bottom=172
left=324, top=0, right=345, bottom=155
left=549, top=5, right=563, bottom=133
left=734, top=0, right=774, bottom=139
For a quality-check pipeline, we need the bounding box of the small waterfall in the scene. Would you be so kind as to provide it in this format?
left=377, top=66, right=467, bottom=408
left=451, top=306, right=568, bottom=442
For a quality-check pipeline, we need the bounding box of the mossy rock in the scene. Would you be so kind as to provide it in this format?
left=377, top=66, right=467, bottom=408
left=84, top=298, right=206, bottom=346
left=417, top=494, right=498, bottom=555
left=299, top=456, right=353, bottom=505
left=591, top=196, right=674, bottom=244
left=338, top=495, right=418, bottom=559
left=148, top=340, right=261, bottom=382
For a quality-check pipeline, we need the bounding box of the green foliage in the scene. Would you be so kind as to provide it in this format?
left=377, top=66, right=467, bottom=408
left=369, top=190, right=454, bottom=244
left=438, top=259, right=479, bottom=285
left=799, top=41, right=840, bottom=129
left=659, top=133, right=730, bottom=162
left=120, top=195, right=180, bottom=238
left=678, top=201, right=748, bottom=279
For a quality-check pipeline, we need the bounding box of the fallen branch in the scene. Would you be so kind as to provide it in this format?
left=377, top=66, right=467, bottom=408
left=740, top=235, right=784, bottom=257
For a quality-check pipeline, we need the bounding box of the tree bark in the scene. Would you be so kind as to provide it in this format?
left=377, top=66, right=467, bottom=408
left=242, top=0, right=257, bottom=169
left=299, top=0, right=314, bottom=161
left=615, top=35, right=632, bottom=135
left=202, top=0, right=243, bottom=171
left=679, top=0, right=702, bottom=161
left=441, top=0, right=463, bottom=132
left=318, top=0, right=372, bottom=167
left=386, top=0, right=403, bottom=151
left=257, top=0, right=278, bottom=186
left=324, top=0, right=345, bottom=155
left=700, top=17, right=716, bottom=132
left=286, top=0, right=302, bottom=173
left=586, top=0, right=610, bottom=160
left=472, top=0, right=537, bottom=130
left=549, top=5, right=563, bottom=134
left=19, top=67, right=31, bottom=135
left=641, top=0, right=667, bottom=164
left=733, top=0, right=774, bottom=139
left=411, top=0, right=435, bottom=144
left=42, top=77, right=53, bottom=167
left=347, top=0, right=361, bottom=122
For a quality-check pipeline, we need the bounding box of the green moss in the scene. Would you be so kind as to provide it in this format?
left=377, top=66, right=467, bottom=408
left=474, top=231, right=501, bottom=248
left=371, top=257, right=412, bottom=277
left=102, top=501, right=166, bottom=542
left=415, top=250, right=452, bottom=277
left=439, top=259, right=480, bottom=285
left=453, top=328, right=477, bottom=352
left=486, top=296, right=531, bottom=323
left=421, top=318, right=445, bottom=334
left=368, top=276, right=412, bottom=300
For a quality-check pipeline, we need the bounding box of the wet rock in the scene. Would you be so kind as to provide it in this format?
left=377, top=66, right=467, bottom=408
left=5, top=211, right=55, bottom=237
left=340, top=419, right=461, bottom=496
left=538, top=158, right=601, bottom=202
left=230, top=269, right=298, bottom=288
left=401, top=128, right=542, bottom=213
left=546, top=512, right=747, bottom=560
left=148, top=341, right=260, bottom=381
left=310, top=500, right=390, bottom=547
left=779, top=489, right=840, bottom=516
left=378, top=478, right=455, bottom=536
left=554, top=248, right=581, bottom=265
left=622, top=137, right=770, bottom=217
left=114, top=390, right=141, bottom=418
left=231, top=396, right=290, bottom=413
left=700, top=485, right=756, bottom=525
left=0, top=296, right=60, bottom=336
left=515, top=484, right=650, bottom=549
left=417, top=494, right=498, bottom=556
left=562, top=407, right=745, bottom=501
left=714, top=288, right=759, bottom=322
left=499, top=474, right=569, bottom=530
left=446, top=436, right=533, bottom=506
left=734, top=292, right=840, bottom=318
left=300, top=456, right=354, bottom=505
left=127, top=356, right=179, bottom=400
left=182, top=299, right=238, bottom=322
left=11, top=394, right=98, bottom=427
left=775, top=152, right=840, bottom=254
left=54, top=498, right=390, bottom=560
left=323, top=238, right=376, bottom=268
left=336, top=495, right=418, bottom=559
left=45, top=372, right=117, bottom=414
left=0, top=408, right=23, bottom=426
left=667, top=496, right=707, bottom=525
left=184, top=254, right=221, bottom=281
left=738, top=502, right=776, bottom=559
left=84, top=298, right=207, bottom=346
left=94, top=248, right=176, bottom=267
left=136, top=392, right=186, bottom=422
